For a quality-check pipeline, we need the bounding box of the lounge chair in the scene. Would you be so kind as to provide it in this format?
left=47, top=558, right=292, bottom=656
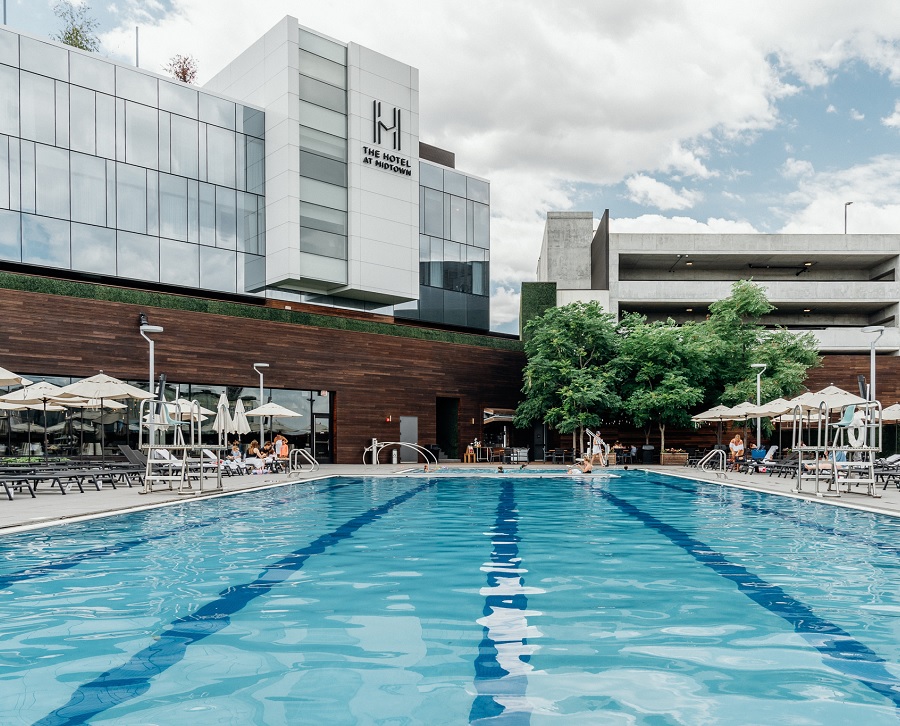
left=744, top=445, right=779, bottom=474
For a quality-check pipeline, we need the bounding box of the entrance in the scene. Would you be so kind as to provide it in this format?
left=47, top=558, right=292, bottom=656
left=313, top=412, right=331, bottom=463
left=436, top=397, right=459, bottom=459
left=399, top=416, right=418, bottom=463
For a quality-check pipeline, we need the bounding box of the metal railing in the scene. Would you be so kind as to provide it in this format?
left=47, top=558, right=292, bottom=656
left=289, top=447, right=320, bottom=474
left=363, top=439, right=438, bottom=466
left=698, top=448, right=726, bottom=474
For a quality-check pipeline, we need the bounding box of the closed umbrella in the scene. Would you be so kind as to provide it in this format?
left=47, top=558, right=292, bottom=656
left=230, top=398, right=252, bottom=438
left=212, top=392, right=232, bottom=446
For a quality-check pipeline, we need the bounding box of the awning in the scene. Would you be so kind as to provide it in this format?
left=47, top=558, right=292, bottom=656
left=483, top=408, right=515, bottom=425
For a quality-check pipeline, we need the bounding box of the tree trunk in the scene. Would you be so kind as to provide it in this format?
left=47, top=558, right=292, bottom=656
left=644, top=426, right=651, bottom=446
left=572, top=429, right=576, bottom=455
left=658, top=421, right=666, bottom=453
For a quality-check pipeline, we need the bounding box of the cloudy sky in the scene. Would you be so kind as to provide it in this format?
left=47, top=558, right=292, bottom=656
left=9, top=1, right=900, bottom=333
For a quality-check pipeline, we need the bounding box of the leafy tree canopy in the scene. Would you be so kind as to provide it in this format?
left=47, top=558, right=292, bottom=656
left=52, top=1, right=101, bottom=53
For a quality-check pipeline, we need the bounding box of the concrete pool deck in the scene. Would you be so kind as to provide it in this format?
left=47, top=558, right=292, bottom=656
left=2, top=462, right=900, bottom=534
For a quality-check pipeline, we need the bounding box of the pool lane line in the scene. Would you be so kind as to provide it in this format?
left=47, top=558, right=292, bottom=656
left=653, top=476, right=900, bottom=559
left=470, top=479, right=532, bottom=725
left=0, top=479, right=354, bottom=591
left=600, top=488, right=900, bottom=710
left=33, top=479, right=436, bottom=726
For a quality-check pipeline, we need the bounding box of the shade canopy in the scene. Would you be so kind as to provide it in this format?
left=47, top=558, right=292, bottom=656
left=0, top=366, right=32, bottom=387
left=786, top=386, right=867, bottom=413
left=880, top=403, right=900, bottom=422
left=691, top=404, right=737, bottom=423
left=742, top=397, right=794, bottom=418
left=244, top=402, right=302, bottom=418
left=58, top=373, right=153, bottom=401
left=0, top=381, right=87, bottom=407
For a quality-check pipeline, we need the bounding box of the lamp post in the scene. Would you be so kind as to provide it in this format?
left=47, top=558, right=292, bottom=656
left=750, top=363, right=767, bottom=449
left=844, top=201, right=853, bottom=234
left=253, top=362, right=269, bottom=443
left=139, top=316, right=164, bottom=445
left=861, top=325, right=885, bottom=402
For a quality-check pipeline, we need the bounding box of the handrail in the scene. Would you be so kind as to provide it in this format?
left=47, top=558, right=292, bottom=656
left=363, top=439, right=438, bottom=466
left=698, top=449, right=726, bottom=473
left=289, top=447, right=319, bottom=474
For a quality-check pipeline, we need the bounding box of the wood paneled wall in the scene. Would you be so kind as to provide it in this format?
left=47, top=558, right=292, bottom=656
left=0, top=288, right=526, bottom=463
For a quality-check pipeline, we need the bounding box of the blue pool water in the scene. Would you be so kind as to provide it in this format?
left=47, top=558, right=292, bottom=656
left=4, top=471, right=900, bottom=724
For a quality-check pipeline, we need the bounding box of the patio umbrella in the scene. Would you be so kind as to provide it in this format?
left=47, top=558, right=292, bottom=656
left=0, top=382, right=88, bottom=459
left=66, top=398, right=127, bottom=456
left=880, top=403, right=900, bottom=423
left=0, top=366, right=32, bottom=387
left=230, top=398, right=252, bottom=438
left=58, top=373, right=154, bottom=461
left=244, top=401, right=302, bottom=443
left=788, top=386, right=867, bottom=413
left=212, top=392, right=232, bottom=446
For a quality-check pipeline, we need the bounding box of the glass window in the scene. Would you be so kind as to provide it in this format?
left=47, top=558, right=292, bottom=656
left=70, top=152, right=106, bottom=226
left=20, top=37, right=67, bottom=81
left=158, top=110, right=170, bottom=172
left=96, top=93, right=115, bottom=159
left=0, top=28, right=17, bottom=67
left=115, top=97, right=125, bottom=160
left=20, top=71, right=55, bottom=145
left=299, top=150, right=346, bottom=187
left=466, top=294, right=489, bottom=328
left=300, top=201, right=346, bottom=235
left=299, top=126, right=346, bottom=161
left=298, top=29, right=346, bottom=65
left=55, top=82, right=68, bottom=148
left=160, top=237, right=199, bottom=287
left=0, top=209, right=21, bottom=262
left=19, top=140, right=34, bottom=213
left=0, top=65, right=18, bottom=136
left=467, top=176, right=489, bottom=204
left=235, top=131, right=245, bottom=191
left=241, top=107, right=264, bottom=139
left=69, top=86, right=95, bottom=154
left=299, top=227, right=346, bottom=259
left=187, top=178, right=199, bottom=242
left=71, top=222, right=116, bottom=275
left=215, top=186, right=236, bottom=249
left=198, top=122, right=206, bottom=182
left=299, top=74, right=346, bottom=113
left=298, top=100, right=345, bottom=138
left=419, top=234, right=429, bottom=261
left=116, top=67, right=157, bottom=106
left=146, top=169, right=158, bottom=236
left=117, top=230, right=159, bottom=281
left=246, top=137, right=264, bottom=194
left=198, top=182, right=215, bottom=246
left=116, top=163, right=147, bottom=233
left=420, top=161, right=443, bottom=191
left=449, top=195, right=466, bottom=243
left=159, top=80, right=197, bottom=118
left=206, top=125, right=235, bottom=188
left=199, top=245, right=236, bottom=292
left=466, top=199, right=474, bottom=244
left=444, top=169, right=467, bottom=197
left=299, top=176, right=347, bottom=211
left=422, top=187, right=442, bottom=237
left=7, top=137, right=19, bottom=212
left=237, top=192, right=258, bottom=254
left=298, top=49, right=346, bottom=88
left=473, top=202, right=489, bottom=247
left=170, top=114, right=199, bottom=178
left=105, top=159, right=115, bottom=227
left=70, top=52, right=115, bottom=94
left=22, top=213, right=70, bottom=268
left=125, top=101, right=159, bottom=169
left=159, top=173, right=187, bottom=241
left=443, top=289, right=467, bottom=326
left=472, top=260, right=487, bottom=296
left=199, top=93, right=235, bottom=130
left=0, top=135, right=8, bottom=210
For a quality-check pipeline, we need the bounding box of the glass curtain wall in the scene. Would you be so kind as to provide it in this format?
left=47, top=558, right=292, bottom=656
left=395, top=160, right=490, bottom=329
left=0, top=29, right=266, bottom=296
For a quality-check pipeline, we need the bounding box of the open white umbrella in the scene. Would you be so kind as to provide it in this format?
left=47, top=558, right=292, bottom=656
left=0, top=382, right=89, bottom=459
left=0, top=366, right=32, bottom=388
left=880, top=403, right=900, bottom=423
left=244, top=402, right=302, bottom=443
left=212, top=392, right=232, bottom=446
left=787, top=386, right=867, bottom=413
left=230, top=398, right=252, bottom=437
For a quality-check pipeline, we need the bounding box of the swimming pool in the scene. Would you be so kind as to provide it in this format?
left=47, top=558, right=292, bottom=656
left=4, top=470, right=900, bottom=724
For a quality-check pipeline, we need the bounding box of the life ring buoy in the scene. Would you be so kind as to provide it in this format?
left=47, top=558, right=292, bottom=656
left=847, top=414, right=867, bottom=447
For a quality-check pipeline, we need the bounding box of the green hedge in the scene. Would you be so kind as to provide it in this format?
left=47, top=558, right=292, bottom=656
left=0, top=271, right=523, bottom=351
left=519, top=282, right=557, bottom=341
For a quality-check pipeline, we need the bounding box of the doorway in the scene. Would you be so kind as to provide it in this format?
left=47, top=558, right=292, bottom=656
left=436, top=397, right=459, bottom=459
left=399, top=416, right=418, bottom=463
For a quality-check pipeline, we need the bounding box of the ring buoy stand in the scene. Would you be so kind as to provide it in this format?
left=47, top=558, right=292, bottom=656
left=847, top=414, right=867, bottom=448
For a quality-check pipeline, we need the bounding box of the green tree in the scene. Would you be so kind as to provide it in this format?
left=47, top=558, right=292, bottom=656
left=514, top=301, right=621, bottom=452
left=617, top=315, right=708, bottom=451
left=52, top=1, right=101, bottom=52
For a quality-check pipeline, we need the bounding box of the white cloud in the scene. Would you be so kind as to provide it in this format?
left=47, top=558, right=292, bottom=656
left=781, top=158, right=815, bottom=178
left=490, top=285, right=521, bottom=334
left=625, top=175, right=702, bottom=210
left=883, top=101, right=900, bottom=129
left=826, top=104, right=837, bottom=113
left=850, top=108, right=865, bottom=120
left=611, top=215, right=759, bottom=234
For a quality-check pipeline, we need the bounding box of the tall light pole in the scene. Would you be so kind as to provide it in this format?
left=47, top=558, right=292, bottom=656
left=862, top=325, right=884, bottom=402
left=750, top=363, right=767, bottom=449
left=139, top=315, right=164, bottom=445
left=844, top=201, right=853, bottom=234
left=253, top=362, right=269, bottom=443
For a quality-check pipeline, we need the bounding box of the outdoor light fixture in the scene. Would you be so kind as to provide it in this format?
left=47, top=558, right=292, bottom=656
left=138, top=312, right=149, bottom=327
left=844, top=201, right=853, bottom=234
left=253, top=363, right=269, bottom=444
left=862, top=325, right=884, bottom=448
left=750, top=363, right=767, bottom=449
left=139, top=318, right=164, bottom=443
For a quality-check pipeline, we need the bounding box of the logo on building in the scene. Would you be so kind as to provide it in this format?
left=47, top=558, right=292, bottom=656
left=373, top=100, right=401, bottom=151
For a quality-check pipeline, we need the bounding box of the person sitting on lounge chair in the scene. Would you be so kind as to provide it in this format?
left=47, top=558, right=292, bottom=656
left=245, top=440, right=266, bottom=473
left=729, top=435, right=745, bottom=469
left=804, top=450, right=848, bottom=471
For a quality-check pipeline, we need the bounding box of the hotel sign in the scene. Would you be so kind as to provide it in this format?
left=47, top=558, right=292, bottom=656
left=362, top=100, right=412, bottom=177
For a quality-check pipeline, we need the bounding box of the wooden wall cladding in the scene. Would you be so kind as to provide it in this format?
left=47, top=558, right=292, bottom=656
left=0, top=288, right=526, bottom=463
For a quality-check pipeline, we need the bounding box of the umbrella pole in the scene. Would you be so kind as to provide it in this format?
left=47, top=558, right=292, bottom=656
left=101, top=397, right=105, bottom=464
left=43, top=399, right=48, bottom=462
left=79, top=408, right=85, bottom=459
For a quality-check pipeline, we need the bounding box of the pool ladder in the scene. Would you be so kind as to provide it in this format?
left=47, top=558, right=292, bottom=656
left=289, top=448, right=320, bottom=475
left=698, top=449, right=727, bottom=477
